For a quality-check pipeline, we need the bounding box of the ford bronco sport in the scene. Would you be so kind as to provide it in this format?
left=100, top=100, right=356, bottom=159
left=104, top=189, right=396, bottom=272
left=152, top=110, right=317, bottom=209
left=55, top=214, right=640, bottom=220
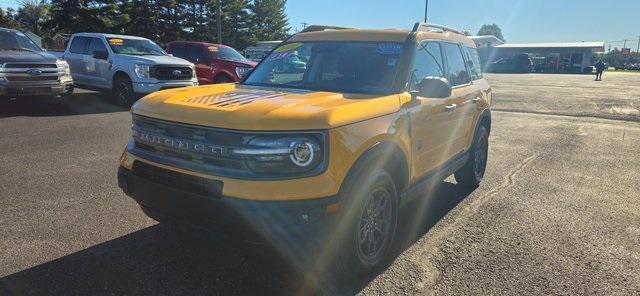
left=117, top=23, right=492, bottom=275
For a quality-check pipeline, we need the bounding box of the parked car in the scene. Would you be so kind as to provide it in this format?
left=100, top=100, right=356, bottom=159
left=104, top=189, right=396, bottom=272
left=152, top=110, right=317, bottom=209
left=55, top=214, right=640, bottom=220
left=0, top=27, right=73, bottom=99
left=117, top=23, right=492, bottom=275
left=487, top=53, right=533, bottom=73
left=166, top=41, right=257, bottom=84
left=61, top=33, right=197, bottom=105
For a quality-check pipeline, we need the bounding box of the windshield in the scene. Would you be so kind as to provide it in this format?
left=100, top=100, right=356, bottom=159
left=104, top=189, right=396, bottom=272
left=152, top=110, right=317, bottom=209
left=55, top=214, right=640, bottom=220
left=243, top=41, right=404, bottom=94
left=214, top=46, right=247, bottom=62
left=107, top=38, right=166, bottom=56
left=0, top=30, right=42, bottom=52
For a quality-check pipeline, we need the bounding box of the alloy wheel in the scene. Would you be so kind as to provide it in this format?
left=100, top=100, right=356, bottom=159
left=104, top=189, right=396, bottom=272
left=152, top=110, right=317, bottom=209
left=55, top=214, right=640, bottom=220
left=357, top=187, right=393, bottom=265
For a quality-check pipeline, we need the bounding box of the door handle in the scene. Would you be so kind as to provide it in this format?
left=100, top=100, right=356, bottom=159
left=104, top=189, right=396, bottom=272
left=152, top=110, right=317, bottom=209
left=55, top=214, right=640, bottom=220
left=445, top=104, right=457, bottom=112
left=472, top=97, right=481, bottom=103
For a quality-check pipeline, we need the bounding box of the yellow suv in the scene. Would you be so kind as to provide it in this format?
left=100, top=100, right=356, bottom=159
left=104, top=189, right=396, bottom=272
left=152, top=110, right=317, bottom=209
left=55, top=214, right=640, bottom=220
left=117, top=23, right=492, bottom=275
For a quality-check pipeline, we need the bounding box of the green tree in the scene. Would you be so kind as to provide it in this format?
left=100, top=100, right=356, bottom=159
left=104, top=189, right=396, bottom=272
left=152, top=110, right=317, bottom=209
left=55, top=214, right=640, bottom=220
left=477, top=23, right=505, bottom=42
left=219, top=0, right=253, bottom=48
left=0, top=8, right=21, bottom=28
left=250, top=0, right=289, bottom=41
left=14, top=0, right=50, bottom=36
left=156, top=0, right=185, bottom=44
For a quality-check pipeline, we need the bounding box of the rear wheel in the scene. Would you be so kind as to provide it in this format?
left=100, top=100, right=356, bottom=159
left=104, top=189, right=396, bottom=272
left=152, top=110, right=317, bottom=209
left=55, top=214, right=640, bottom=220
left=455, top=125, right=489, bottom=187
left=113, top=75, right=136, bottom=106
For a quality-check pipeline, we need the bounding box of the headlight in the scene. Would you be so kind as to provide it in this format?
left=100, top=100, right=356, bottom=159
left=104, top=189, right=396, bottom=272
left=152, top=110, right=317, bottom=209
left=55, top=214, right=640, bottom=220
left=56, top=59, right=70, bottom=75
left=233, top=135, right=324, bottom=175
left=134, top=64, right=151, bottom=79
left=235, top=66, right=252, bottom=78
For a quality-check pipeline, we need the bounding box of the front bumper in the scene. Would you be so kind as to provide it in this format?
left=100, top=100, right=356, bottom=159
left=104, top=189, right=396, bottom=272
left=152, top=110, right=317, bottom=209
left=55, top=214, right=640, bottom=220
left=117, top=163, right=342, bottom=251
left=0, top=80, right=73, bottom=96
left=132, top=80, right=198, bottom=94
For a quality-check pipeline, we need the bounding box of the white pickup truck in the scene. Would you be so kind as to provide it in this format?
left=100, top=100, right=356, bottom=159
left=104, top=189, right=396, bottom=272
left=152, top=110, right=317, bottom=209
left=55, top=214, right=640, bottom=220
left=61, top=33, right=197, bottom=105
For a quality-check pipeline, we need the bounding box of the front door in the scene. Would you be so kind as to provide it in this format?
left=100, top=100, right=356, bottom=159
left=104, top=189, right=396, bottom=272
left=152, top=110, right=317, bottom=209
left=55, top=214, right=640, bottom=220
left=85, top=37, right=111, bottom=88
left=409, top=41, right=463, bottom=178
left=186, top=45, right=213, bottom=84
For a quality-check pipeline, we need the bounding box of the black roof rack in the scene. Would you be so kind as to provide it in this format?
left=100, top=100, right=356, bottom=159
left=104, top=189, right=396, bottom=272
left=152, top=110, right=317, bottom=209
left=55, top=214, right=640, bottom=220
left=412, top=22, right=465, bottom=36
left=300, top=25, right=353, bottom=33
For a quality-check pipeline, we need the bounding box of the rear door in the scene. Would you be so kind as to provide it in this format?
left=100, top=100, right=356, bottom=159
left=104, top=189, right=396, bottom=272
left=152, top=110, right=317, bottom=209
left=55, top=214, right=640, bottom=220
left=441, top=42, right=476, bottom=157
left=85, top=37, right=111, bottom=88
left=463, top=46, right=489, bottom=147
left=65, top=36, right=90, bottom=84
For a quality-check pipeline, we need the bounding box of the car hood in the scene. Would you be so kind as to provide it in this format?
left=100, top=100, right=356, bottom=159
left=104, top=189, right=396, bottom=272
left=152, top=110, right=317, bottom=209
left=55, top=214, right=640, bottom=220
left=132, top=84, right=401, bottom=130
left=119, top=54, right=192, bottom=66
left=0, top=50, right=58, bottom=63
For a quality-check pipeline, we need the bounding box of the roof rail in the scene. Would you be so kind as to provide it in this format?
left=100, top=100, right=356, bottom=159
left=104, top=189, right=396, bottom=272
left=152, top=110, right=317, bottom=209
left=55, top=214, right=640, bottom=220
left=412, top=22, right=465, bottom=36
left=300, top=25, right=353, bottom=33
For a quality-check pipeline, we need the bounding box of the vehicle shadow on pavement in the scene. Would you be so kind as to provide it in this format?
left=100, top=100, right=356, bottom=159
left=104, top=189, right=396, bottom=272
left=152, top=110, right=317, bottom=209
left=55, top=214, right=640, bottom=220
left=0, top=92, right=128, bottom=118
left=0, top=181, right=473, bottom=296
left=0, top=224, right=308, bottom=296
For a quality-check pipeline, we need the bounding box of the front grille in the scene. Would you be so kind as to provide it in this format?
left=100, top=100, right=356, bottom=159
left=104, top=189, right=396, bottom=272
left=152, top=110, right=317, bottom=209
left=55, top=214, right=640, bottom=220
left=4, top=63, right=57, bottom=69
left=132, top=161, right=223, bottom=196
left=151, top=66, right=193, bottom=80
left=6, top=76, right=58, bottom=82
left=132, top=116, right=246, bottom=171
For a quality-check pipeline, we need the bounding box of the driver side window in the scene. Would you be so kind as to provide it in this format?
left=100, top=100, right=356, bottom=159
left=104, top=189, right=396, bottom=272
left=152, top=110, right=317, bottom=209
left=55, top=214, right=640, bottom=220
left=410, top=41, right=445, bottom=91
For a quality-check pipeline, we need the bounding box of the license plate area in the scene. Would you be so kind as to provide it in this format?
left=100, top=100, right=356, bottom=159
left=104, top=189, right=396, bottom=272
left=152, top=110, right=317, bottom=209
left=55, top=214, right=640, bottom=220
left=132, top=161, right=223, bottom=197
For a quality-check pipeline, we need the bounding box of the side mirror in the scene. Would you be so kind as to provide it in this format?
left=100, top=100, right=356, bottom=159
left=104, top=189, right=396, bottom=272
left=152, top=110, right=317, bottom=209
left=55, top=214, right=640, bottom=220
left=412, top=77, right=452, bottom=98
left=92, top=50, right=108, bottom=60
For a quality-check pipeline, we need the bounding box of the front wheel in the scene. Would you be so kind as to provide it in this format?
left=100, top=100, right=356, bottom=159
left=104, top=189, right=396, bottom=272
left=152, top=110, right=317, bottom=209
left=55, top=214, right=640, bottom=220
left=334, top=169, right=398, bottom=277
left=113, top=75, right=136, bottom=106
left=455, top=125, right=489, bottom=187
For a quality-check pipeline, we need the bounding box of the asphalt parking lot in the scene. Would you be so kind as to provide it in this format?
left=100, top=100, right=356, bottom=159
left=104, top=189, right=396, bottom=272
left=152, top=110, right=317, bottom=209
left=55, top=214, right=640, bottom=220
left=1, top=72, right=639, bottom=295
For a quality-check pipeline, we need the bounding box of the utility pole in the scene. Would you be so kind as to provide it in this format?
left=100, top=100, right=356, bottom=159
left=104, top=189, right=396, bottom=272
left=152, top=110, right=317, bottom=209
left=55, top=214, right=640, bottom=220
left=424, top=0, right=429, bottom=22
left=217, top=0, right=222, bottom=44
left=637, top=36, right=640, bottom=53
left=623, top=39, right=627, bottom=49
left=301, top=22, right=308, bottom=30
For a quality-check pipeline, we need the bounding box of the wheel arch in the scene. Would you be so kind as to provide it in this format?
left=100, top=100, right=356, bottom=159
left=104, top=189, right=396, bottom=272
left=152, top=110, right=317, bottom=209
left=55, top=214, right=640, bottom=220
left=474, top=108, right=492, bottom=139
left=112, top=70, right=131, bottom=88
left=338, top=141, right=410, bottom=198
left=213, top=70, right=234, bottom=82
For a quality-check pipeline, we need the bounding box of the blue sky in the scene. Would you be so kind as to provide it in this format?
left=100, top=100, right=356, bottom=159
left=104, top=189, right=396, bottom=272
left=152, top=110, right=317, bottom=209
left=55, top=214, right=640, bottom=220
left=287, top=0, right=640, bottom=49
left=1, top=0, right=638, bottom=49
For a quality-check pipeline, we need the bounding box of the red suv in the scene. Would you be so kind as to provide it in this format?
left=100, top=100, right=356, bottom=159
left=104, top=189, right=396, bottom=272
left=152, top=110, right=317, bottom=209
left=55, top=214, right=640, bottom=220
left=166, top=41, right=257, bottom=84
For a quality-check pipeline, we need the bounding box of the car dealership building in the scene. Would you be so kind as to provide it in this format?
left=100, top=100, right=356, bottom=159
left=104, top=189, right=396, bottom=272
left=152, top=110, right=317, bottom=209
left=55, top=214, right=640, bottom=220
left=471, top=36, right=605, bottom=73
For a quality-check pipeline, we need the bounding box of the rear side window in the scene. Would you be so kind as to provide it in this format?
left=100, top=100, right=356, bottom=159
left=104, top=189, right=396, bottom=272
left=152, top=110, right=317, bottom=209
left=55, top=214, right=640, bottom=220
left=410, top=41, right=445, bottom=91
left=69, top=37, right=90, bottom=54
left=465, top=47, right=483, bottom=80
left=443, top=42, right=471, bottom=86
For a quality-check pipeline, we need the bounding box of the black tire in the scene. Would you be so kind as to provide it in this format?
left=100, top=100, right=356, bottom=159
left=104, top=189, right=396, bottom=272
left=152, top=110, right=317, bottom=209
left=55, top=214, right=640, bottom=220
left=455, top=125, right=489, bottom=188
left=334, top=168, right=399, bottom=277
left=113, top=75, right=136, bottom=106
left=214, top=74, right=233, bottom=83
